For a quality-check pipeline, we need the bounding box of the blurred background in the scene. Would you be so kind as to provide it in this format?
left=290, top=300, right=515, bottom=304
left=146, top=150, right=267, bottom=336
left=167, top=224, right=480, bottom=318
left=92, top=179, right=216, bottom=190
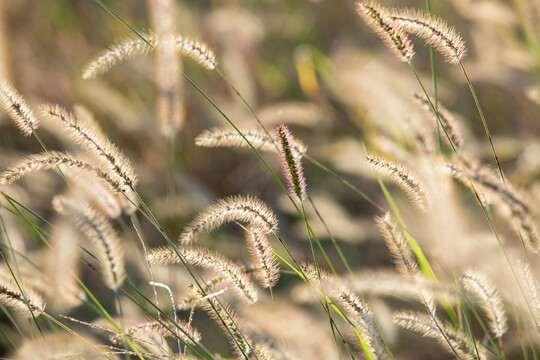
left=1, top=0, right=540, bottom=358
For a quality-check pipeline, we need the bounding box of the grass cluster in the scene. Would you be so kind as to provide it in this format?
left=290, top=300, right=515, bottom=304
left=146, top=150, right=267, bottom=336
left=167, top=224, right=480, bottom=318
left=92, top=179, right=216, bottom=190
left=1, top=0, right=540, bottom=359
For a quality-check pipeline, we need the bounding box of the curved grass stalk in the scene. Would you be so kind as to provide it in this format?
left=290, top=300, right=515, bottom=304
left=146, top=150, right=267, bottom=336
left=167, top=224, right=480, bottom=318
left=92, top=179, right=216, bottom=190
left=458, top=62, right=505, bottom=183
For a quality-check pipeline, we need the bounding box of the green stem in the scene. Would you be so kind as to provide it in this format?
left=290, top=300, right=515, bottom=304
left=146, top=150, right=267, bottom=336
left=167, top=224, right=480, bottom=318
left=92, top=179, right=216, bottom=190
left=459, top=62, right=505, bottom=183
left=425, top=0, right=441, bottom=151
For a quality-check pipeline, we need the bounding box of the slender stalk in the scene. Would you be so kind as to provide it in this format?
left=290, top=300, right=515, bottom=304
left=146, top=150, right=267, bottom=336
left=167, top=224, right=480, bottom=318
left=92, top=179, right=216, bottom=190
left=425, top=0, right=441, bottom=151
left=459, top=62, right=505, bottom=183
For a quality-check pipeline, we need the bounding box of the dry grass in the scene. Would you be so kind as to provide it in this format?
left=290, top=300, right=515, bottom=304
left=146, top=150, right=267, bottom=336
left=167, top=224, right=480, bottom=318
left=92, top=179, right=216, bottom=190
left=1, top=0, right=540, bottom=359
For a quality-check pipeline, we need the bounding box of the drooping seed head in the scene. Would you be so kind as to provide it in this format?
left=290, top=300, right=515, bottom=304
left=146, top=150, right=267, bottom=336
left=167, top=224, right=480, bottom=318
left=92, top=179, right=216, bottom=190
left=394, top=311, right=487, bottom=360
left=41, top=104, right=138, bottom=191
left=53, top=195, right=125, bottom=290
left=0, top=81, right=39, bottom=136
left=149, top=245, right=258, bottom=304
left=356, top=1, right=415, bottom=62
left=414, top=93, right=463, bottom=147
left=366, top=154, right=429, bottom=212
left=391, top=8, right=466, bottom=64
left=245, top=226, right=280, bottom=288
left=375, top=212, right=420, bottom=277
left=178, top=195, right=278, bottom=245
left=460, top=269, right=507, bottom=339
left=196, top=127, right=307, bottom=155
left=0, top=281, right=46, bottom=316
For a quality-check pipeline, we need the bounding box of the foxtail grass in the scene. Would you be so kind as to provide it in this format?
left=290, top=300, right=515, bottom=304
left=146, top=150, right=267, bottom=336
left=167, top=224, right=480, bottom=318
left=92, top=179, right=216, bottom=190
left=0, top=281, right=46, bottom=316
left=275, top=124, right=308, bottom=202
left=41, top=104, right=138, bottom=191
left=460, top=270, right=507, bottom=339
left=0, top=81, right=39, bottom=136
left=148, top=245, right=258, bottom=304
left=178, top=195, right=278, bottom=245
left=196, top=127, right=307, bottom=155
left=356, top=1, right=414, bottom=62
left=366, top=155, right=429, bottom=212
left=390, top=8, right=466, bottom=63
left=394, top=311, right=487, bottom=360
left=53, top=195, right=125, bottom=290
left=83, top=33, right=216, bottom=80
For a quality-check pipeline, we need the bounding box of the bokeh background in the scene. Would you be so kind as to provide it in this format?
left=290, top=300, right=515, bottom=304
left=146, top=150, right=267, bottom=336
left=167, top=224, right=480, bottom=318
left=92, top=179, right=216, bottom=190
left=1, top=0, right=540, bottom=358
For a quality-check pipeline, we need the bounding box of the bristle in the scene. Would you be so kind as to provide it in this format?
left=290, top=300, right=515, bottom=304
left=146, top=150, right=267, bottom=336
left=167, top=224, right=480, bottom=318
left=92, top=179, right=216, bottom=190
left=245, top=226, right=280, bottom=288
left=111, top=319, right=201, bottom=345
left=0, top=81, right=39, bottom=136
left=203, top=298, right=253, bottom=357
left=275, top=124, right=307, bottom=202
left=41, top=104, right=138, bottom=191
left=0, top=280, right=46, bottom=316
left=73, top=104, right=104, bottom=134
left=62, top=168, right=122, bottom=219
left=331, top=286, right=389, bottom=360
left=82, top=34, right=158, bottom=79
left=356, top=1, right=414, bottom=62
left=175, top=35, right=217, bottom=70
left=460, top=270, right=507, bottom=339
left=448, top=154, right=540, bottom=252
left=53, top=195, right=125, bottom=290
left=394, top=311, right=487, bottom=360
left=178, top=195, right=278, bottom=245
left=195, top=127, right=307, bottom=155
left=516, top=260, right=540, bottom=326
left=0, top=151, right=124, bottom=193
left=148, top=245, right=258, bottom=304
left=82, top=33, right=216, bottom=80
left=375, top=212, right=420, bottom=277
left=301, top=264, right=388, bottom=359
left=178, top=275, right=226, bottom=310
left=414, top=93, right=463, bottom=147
left=391, top=9, right=466, bottom=63
left=366, top=154, right=429, bottom=212
left=345, top=270, right=458, bottom=303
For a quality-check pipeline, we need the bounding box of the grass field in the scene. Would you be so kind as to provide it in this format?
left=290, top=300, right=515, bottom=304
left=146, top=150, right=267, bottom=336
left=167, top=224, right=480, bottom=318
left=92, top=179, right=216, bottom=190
left=1, top=0, right=540, bottom=359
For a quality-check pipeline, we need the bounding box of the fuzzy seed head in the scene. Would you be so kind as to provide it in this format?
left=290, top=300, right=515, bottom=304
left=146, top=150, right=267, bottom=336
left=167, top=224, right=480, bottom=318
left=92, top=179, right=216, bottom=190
left=331, top=286, right=389, bottom=360
left=0, top=81, right=39, bottom=136
left=0, top=282, right=46, bottom=316
left=414, top=93, right=463, bottom=147
left=275, top=124, right=307, bottom=202
left=82, top=33, right=216, bottom=79
left=0, top=151, right=124, bottom=193
left=448, top=154, right=540, bottom=252
left=41, top=104, right=138, bottom=191
left=391, top=9, right=466, bottom=64
left=375, top=212, right=420, bottom=277
left=53, top=195, right=125, bottom=290
left=204, top=298, right=252, bottom=358
left=111, top=319, right=201, bottom=345
left=246, top=226, right=280, bottom=288
left=356, top=1, right=415, bottom=62
left=196, top=127, right=307, bottom=155
left=83, top=34, right=158, bottom=79
left=460, top=270, right=507, bottom=339
left=179, top=195, right=278, bottom=245
left=175, top=35, right=217, bottom=70
left=516, top=260, right=540, bottom=325
left=394, top=311, right=487, bottom=360
left=366, top=154, right=429, bottom=212
left=149, top=245, right=258, bottom=304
